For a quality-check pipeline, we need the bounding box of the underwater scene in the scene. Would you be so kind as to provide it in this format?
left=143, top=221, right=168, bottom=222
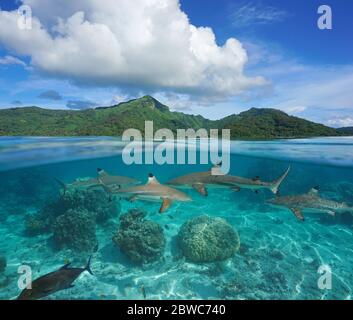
left=0, top=136, right=353, bottom=300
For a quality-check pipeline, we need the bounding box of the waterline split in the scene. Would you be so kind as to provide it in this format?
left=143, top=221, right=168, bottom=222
left=122, top=121, right=231, bottom=175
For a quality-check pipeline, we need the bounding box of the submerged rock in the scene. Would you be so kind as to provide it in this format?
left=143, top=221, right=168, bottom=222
left=177, top=215, right=240, bottom=263
left=113, top=209, right=165, bottom=265
left=0, top=256, right=6, bottom=273
left=53, top=209, right=98, bottom=252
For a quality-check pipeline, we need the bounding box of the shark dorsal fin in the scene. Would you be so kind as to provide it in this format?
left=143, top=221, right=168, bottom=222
left=211, top=161, right=222, bottom=170
left=97, top=168, right=108, bottom=177
left=147, top=173, right=160, bottom=185
left=308, top=186, right=320, bottom=196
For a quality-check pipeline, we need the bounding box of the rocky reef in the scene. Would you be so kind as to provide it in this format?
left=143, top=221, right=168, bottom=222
left=113, top=209, right=166, bottom=265
left=24, top=188, right=120, bottom=252
left=177, top=215, right=240, bottom=263
left=51, top=188, right=119, bottom=224
left=53, top=209, right=98, bottom=252
left=25, top=188, right=120, bottom=234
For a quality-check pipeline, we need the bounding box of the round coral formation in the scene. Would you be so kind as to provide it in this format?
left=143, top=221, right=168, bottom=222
left=113, top=209, right=166, bottom=265
left=177, top=215, right=240, bottom=263
left=53, top=209, right=98, bottom=252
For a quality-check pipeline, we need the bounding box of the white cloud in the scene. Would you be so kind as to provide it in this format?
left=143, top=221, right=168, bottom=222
left=241, top=40, right=353, bottom=125
left=0, top=0, right=266, bottom=98
left=327, top=117, right=353, bottom=128
left=272, top=66, right=353, bottom=112
left=230, top=1, right=287, bottom=28
left=0, top=55, right=27, bottom=67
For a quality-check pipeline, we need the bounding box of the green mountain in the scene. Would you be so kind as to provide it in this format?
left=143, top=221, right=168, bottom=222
left=0, top=95, right=342, bottom=139
left=215, top=107, right=339, bottom=139
left=337, top=127, right=353, bottom=135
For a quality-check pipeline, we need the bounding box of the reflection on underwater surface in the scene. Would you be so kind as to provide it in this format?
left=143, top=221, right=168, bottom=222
left=0, top=137, right=353, bottom=300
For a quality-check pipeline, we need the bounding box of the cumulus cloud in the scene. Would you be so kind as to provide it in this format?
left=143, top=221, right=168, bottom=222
left=0, top=0, right=266, bottom=98
left=327, top=117, right=353, bottom=128
left=66, top=100, right=96, bottom=110
left=38, top=90, right=62, bottom=100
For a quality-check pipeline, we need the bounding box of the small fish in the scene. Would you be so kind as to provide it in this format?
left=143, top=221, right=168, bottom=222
left=165, top=224, right=170, bottom=230
left=167, top=215, right=174, bottom=220
left=17, top=256, right=93, bottom=300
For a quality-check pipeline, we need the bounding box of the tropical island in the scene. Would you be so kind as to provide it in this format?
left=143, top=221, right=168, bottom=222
left=0, top=95, right=348, bottom=139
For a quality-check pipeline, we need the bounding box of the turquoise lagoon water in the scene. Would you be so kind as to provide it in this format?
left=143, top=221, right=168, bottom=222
left=0, top=136, right=353, bottom=300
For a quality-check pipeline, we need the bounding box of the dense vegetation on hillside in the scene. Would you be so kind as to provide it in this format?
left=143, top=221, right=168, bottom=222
left=215, top=107, right=340, bottom=139
left=0, top=95, right=344, bottom=139
left=337, top=127, right=353, bottom=135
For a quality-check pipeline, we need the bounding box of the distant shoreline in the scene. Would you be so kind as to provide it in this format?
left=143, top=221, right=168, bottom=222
left=0, top=96, right=348, bottom=139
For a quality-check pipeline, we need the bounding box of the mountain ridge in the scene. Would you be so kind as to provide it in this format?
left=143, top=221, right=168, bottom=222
left=337, top=127, right=353, bottom=135
left=0, top=95, right=346, bottom=139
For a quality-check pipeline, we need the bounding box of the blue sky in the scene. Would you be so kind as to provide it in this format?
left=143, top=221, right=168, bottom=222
left=0, top=0, right=352, bottom=127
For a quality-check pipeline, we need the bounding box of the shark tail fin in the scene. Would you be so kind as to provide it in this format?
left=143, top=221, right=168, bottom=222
left=85, top=256, right=93, bottom=275
left=270, top=166, right=290, bottom=195
left=54, top=178, right=67, bottom=196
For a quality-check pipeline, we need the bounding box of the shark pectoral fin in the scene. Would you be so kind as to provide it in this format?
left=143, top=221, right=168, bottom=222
left=192, top=184, right=208, bottom=196
left=327, top=210, right=336, bottom=217
left=231, top=186, right=241, bottom=192
left=252, top=176, right=260, bottom=182
left=291, top=208, right=304, bottom=221
left=159, top=198, right=172, bottom=213
left=129, top=196, right=137, bottom=203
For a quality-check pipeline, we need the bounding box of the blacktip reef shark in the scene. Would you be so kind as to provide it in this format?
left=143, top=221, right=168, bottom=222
left=267, top=186, right=353, bottom=221
left=166, top=165, right=290, bottom=196
left=100, top=173, right=192, bottom=213
left=55, top=168, right=139, bottom=194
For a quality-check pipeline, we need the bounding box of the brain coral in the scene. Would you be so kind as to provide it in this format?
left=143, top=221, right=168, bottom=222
left=177, top=215, right=240, bottom=263
left=113, top=209, right=166, bottom=265
left=53, top=209, right=98, bottom=252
